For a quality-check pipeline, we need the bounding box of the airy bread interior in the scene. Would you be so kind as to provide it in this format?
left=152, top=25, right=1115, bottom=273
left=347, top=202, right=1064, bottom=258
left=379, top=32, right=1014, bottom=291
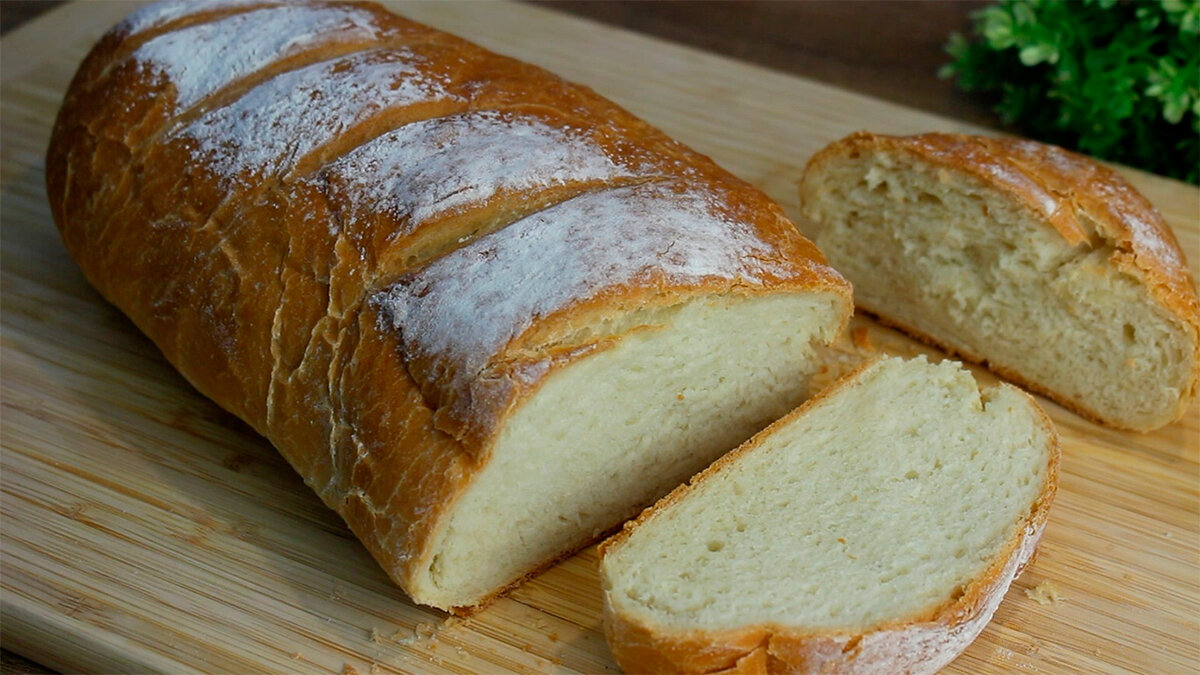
left=411, top=292, right=847, bottom=609
left=802, top=149, right=1196, bottom=430
left=601, top=357, right=1051, bottom=633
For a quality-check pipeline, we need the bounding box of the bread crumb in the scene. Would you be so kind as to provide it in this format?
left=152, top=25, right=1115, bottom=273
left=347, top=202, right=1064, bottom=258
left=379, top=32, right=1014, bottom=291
left=289, top=652, right=302, bottom=660
left=676, top=393, right=685, bottom=401
left=343, top=665, right=361, bottom=675
left=548, top=632, right=559, bottom=642
left=369, top=664, right=381, bottom=675
left=369, top=627, right=385, bottom=644
left=392, top=621, right=438, bottom=646
left=851, top=325, right=872, bottom=350
left=1024, top=580, right=1061, bottom=605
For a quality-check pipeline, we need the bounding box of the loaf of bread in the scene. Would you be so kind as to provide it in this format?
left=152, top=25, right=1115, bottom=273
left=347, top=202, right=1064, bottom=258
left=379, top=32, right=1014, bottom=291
left=800, top=132, right=1200, bottom=431
left=599, top=356, right=1059, bottom=674
left=46, top=0, right=852, bottom=612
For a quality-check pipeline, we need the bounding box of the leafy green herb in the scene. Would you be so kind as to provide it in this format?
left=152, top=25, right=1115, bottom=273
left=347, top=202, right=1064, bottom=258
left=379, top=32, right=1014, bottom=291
left=942, top=0, right=1200, bottom=184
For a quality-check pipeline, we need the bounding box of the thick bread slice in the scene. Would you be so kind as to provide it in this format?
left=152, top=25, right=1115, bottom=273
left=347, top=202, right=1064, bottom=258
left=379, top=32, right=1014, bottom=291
left=46, top=0, right=852, bottom=612
left=799, top=132, right=1200, bottom=431
left=600, top=356, right=1059, bottom=674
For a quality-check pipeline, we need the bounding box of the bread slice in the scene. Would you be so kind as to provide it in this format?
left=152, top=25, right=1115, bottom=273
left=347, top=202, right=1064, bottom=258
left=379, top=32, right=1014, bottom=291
left=599, top=356, right=1059, bottom=674
left=799, top=132, right=1200, bottom=431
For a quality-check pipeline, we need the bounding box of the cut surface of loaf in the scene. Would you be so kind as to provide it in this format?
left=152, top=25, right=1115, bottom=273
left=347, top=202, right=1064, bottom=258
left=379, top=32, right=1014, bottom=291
left=800, top=132, right=1200, bottom=431
left=600, top=356, right=1059, bottom=674
left=46, top=0, right=851, bottom=612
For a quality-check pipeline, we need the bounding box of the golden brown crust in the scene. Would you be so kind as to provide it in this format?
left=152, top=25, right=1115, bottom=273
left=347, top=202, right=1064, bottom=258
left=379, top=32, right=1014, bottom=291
left=599, top=360, right=1061, bottom=674
left=801, top=131, right=1200, bottom=431
left=47, top=0, right=850, bottom=611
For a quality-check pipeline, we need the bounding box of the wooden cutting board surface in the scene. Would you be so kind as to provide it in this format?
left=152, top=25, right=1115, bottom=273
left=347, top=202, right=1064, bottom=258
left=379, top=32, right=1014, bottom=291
left=2, top=2, right=1197, bottom=673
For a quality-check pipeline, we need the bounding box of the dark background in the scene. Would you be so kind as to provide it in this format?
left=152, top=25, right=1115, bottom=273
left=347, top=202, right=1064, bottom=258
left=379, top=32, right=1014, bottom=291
left=0, top=2, right=993, bottom=672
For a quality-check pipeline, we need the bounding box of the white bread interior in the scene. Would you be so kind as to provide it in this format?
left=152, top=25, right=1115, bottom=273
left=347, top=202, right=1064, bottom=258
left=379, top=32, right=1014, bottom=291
left=409, top=291, right=847, bottom=609
left=801, top=142, right=1197, bottom=431
left=600, top=356, right=1057, bottom=673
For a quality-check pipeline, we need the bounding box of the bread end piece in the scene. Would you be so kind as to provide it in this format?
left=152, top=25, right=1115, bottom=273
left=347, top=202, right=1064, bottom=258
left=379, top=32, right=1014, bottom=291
left=599, top=356, right=1060, bottom=674
left=799, top=131, right=1200, bottom=431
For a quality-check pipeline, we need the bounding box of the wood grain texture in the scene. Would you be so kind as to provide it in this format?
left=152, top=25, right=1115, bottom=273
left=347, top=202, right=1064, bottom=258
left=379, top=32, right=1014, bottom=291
left=2, top=1, right=1197, bottom=673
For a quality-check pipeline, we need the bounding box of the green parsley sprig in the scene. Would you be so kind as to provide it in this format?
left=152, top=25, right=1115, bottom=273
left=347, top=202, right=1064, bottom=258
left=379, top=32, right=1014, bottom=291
left=942, top=0, right=1200, bottom=185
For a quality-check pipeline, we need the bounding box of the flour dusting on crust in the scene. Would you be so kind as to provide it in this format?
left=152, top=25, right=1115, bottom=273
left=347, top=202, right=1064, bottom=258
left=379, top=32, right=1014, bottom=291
left=325, top=110, right=638, bottom=231
left=115, top=0, right=272, bottom=38
left=177, top=48, right=458, bottom=183
left=922, top=137, right=1060, bottom=219
left=1042, top=145, right=1181, bottom=265
left=374, top=181, right=784, bottom=402
left=983, top=138, right=1183, bottom=268
left=132, top=4, right=387, bottom=111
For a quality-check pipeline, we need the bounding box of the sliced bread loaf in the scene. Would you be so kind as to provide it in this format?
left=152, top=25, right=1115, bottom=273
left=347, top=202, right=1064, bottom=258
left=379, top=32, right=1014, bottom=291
left=799, top=132, right=1200, bottom=431
left=599, top=356, right=1059, bottom=674
left=47, top=0, right=854, bottom=612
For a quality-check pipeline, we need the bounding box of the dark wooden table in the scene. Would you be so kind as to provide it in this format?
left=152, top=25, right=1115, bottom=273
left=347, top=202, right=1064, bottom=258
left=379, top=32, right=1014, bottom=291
left=0, top=2, right=994, bottom=672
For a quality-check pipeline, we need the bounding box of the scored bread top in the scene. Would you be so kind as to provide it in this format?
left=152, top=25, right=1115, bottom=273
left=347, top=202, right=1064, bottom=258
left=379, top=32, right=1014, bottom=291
left=805, top=132, right=1200, bottom=349
left=172, top=45, right=463, bottom=183
left=129, top=4, right=392, bottom=112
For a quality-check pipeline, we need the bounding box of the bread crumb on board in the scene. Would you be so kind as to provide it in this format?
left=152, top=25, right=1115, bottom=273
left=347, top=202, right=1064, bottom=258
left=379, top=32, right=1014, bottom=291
left=1024, top=580, right=1062, bottom=605
left=381, top=621, right=439, bottom=647
left=851, top=325, right=873, bottom=350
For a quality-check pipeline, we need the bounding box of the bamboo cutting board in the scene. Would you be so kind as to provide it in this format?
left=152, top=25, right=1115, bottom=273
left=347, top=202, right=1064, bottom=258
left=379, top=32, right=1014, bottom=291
left=2, top=1, right=1198, bottom=673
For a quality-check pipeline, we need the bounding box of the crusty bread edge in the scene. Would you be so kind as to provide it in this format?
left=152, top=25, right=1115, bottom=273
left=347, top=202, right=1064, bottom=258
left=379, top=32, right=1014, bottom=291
left=799, top=131, right=1200, bottom=432
left=598, top=357, right=1061, bottom=674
